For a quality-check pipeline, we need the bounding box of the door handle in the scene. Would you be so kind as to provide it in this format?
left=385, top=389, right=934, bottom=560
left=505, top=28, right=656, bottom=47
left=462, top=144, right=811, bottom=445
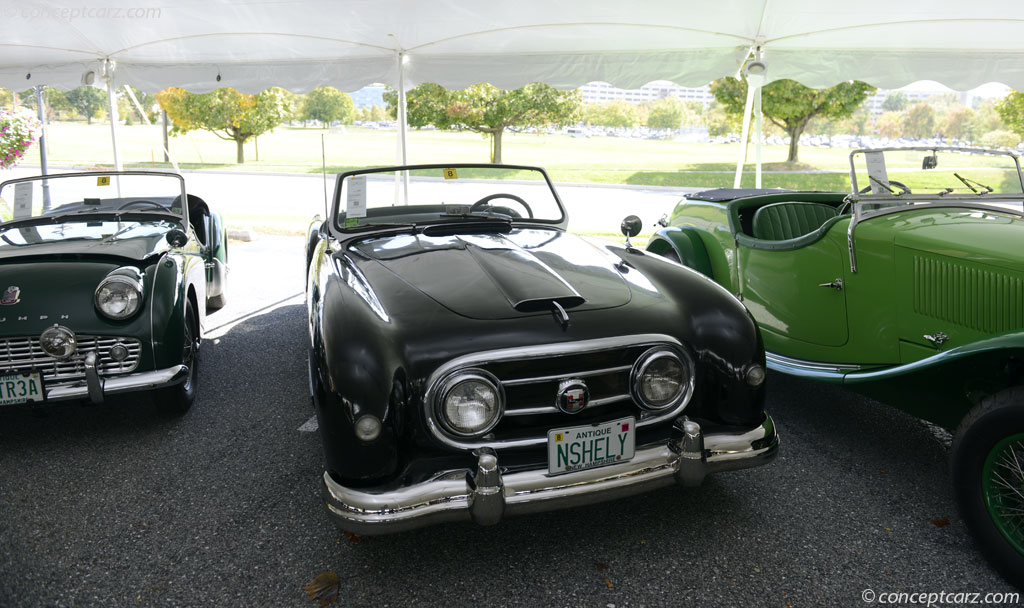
left=818, top=278, right=843, bottom=291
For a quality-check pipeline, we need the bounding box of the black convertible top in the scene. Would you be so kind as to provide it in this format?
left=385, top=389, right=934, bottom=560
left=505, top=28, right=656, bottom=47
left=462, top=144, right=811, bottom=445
left=687, top=188, right=794, bottom=202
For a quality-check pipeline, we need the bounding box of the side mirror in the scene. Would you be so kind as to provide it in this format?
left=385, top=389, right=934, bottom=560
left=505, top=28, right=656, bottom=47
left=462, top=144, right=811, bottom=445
left=620, top=215, right=642, bottom=238
left=620, top=215, right=642, bottom=252
left=922, top=153, right=938, bottom=170
left=165, top=228, right=188, bottom=248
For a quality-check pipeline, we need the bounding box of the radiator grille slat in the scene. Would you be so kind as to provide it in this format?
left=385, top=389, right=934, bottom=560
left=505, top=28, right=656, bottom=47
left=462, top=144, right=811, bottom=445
left=914, top=256, right=1024, bottom=333
left=0, top=336, right=142, bottom=385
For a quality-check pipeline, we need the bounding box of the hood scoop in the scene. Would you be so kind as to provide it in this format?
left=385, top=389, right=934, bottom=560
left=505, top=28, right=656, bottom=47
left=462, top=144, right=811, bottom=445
left=464, top=240, right=585, bottom=312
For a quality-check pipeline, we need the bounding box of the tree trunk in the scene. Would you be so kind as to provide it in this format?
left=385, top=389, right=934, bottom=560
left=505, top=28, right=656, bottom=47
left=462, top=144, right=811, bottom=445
left=236, top=139, right=245, bottom=164
left=491, top=129, right=503, bottom=164
left=786, top=125, right=803, bottom=162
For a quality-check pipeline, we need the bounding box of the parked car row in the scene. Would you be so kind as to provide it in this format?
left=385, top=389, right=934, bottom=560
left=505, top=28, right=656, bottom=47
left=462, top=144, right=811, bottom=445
left=1, top=148, right=1021, bottom=588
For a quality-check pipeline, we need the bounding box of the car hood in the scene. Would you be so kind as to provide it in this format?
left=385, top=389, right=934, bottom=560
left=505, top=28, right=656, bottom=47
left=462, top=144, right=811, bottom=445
left=886, top=207, right=1024, bottom=271
left=350, top=228, right=631, bottom=319
left=0, top=220, right=174, bottom=263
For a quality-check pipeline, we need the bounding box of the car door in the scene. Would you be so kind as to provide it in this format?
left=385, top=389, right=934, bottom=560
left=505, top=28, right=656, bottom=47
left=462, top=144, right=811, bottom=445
left=737, top=237, right=850, bottom=347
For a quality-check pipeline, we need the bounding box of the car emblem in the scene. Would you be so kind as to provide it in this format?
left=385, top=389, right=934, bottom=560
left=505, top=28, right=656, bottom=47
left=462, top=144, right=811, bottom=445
left=556, top=378, right=590, bottom=414
left=1, top=286, right=20, bottom=306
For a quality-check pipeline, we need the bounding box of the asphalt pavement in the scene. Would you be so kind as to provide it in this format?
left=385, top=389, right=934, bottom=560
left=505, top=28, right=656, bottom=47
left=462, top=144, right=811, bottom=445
left=0, top=234, right=1017, bottom=607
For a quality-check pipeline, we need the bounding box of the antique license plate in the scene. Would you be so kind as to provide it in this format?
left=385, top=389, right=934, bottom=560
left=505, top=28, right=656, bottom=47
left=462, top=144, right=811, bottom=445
left=547, top=417, right=635, bottom=475
left=0, top=372, right=44, bottom=405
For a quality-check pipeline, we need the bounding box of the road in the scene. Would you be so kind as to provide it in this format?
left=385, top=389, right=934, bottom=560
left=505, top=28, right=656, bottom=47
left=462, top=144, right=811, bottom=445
left=0, top=234, right=1016, bottom=607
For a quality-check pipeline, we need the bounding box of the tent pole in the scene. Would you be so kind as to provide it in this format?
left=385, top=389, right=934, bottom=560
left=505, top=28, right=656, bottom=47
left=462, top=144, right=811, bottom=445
left=755, top=84, right=762, bottom=188
left=733, top=84, right=755, bottom=188
left=34, top=85, right=51, bottom=210
left=105, top=61, right=122, bottom=172
left=396, top=50, right=409, bottom=204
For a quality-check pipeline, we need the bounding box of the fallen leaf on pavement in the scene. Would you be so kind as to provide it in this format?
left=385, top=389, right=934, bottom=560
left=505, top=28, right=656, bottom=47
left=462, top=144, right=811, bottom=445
left=303, top=571, right=340, bottom=606
left=932, top=518, right=950, bottom=528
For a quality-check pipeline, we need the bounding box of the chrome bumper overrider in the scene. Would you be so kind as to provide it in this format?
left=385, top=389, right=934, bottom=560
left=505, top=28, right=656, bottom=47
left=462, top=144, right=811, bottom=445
left=324, top=414, right=779, bottom=535
left=45, top=356, right=189, bottom=404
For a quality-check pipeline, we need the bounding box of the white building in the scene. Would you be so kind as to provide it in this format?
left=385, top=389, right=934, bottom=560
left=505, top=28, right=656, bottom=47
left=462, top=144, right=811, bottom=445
left=578, top=81, right=713, bottom=106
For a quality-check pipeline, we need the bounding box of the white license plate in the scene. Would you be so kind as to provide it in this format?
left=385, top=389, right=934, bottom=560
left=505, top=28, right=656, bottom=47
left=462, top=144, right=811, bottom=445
left=0, top=371, right=44, bottom=405
left=547, top=417, right=635, bottom=475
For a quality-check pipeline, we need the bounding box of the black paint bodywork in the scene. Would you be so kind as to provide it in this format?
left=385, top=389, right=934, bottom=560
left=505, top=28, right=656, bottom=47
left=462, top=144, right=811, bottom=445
left=306, top=166, right=768, bottom=490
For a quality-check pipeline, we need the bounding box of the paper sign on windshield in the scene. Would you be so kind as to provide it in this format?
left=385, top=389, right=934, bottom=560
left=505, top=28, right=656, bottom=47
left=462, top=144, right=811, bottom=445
left=13, top=183, right=32, bottom=219
left=865, top=152, right=890, bottom=195
left=443, top=168, right=458, bottom=180
left=97, top=176, right=110, bottom=186
left=346, top=175, right=367, bottom=218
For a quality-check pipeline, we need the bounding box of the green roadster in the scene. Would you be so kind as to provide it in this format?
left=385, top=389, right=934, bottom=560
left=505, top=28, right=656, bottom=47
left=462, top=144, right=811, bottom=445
left=0, top=171, right=228, bottom=414
left=648, top=146, right=1024, bottom=586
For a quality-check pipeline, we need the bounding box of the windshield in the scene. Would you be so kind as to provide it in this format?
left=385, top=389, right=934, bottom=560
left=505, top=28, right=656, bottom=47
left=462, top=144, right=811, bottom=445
left=332, top=165, right=565, bottom=232
left=849, top=148, right=1024, bottom=211
left=0, top=172, right=187, bottom=226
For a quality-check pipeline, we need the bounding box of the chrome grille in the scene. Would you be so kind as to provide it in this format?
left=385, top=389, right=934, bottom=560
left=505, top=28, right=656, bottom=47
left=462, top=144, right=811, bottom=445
left=425, top=334, right=693, bottom=450
left=0, top=336, right=142, bottom=384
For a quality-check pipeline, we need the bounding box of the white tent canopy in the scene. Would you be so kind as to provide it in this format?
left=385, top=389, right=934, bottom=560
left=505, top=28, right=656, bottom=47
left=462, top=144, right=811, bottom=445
left=3, top=0, right=1024, bottom=93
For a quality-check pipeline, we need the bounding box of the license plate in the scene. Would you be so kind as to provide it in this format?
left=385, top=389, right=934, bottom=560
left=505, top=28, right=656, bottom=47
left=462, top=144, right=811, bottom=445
left=547, top=417, right=635, bottom=475
left=0, top=371, right=44, bottom=405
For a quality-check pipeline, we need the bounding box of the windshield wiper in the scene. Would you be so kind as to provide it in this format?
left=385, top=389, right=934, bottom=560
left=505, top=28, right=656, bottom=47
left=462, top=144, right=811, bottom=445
left=342, top=222, right=418, bottom=232
left=953, top=173, right=994, bottom=195
left=868, top=176, right=910, bottom=195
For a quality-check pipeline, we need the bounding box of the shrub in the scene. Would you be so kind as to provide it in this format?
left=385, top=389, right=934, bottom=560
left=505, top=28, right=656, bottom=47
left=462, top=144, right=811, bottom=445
left=0, top=108, right=41, bottom=169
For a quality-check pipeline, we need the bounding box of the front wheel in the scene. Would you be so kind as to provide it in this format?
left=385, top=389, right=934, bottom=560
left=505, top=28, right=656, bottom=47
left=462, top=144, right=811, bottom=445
left=155, top=300, right=200, bottom=416
left=951, top=387, right=1024, bottom=588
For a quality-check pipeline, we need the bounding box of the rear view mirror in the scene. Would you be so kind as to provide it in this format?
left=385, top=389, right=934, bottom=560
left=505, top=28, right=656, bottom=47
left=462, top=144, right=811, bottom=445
left=922, top=152, right=938, bottom=170
left=620, top=215, right=642, bottom=238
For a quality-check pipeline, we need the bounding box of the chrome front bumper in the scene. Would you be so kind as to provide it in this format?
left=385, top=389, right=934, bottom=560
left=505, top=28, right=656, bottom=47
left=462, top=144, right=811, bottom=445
left=45, top=353, right=189, bottom=404
left=324, top=414, right=779, bottom=535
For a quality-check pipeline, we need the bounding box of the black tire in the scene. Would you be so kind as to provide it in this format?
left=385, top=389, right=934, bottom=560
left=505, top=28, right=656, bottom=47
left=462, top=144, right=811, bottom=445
left=951, top=386, right=1024, bottom=589
left=155, top=300, right=200, bottom=416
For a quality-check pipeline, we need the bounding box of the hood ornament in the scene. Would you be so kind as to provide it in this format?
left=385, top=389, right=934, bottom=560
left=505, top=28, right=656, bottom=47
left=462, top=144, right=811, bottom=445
left=1, top=286, right=20, bottom=306
left=556, top=379, right=590, bottom=414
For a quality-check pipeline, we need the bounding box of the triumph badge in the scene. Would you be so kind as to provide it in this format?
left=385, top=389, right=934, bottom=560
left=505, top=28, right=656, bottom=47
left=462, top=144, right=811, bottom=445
left=556, top=379, right=590, bottom=414
left=1, top=286, right=20, bottom=306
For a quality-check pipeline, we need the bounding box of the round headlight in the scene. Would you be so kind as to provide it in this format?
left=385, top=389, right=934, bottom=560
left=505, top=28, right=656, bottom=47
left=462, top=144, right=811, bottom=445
left=40, top=325, right=77, bottom=359
left=632, top=348, right=694, bottom=411
left=94, top=275, right=143, bottom=320
left=437, top=371, right=504, bottom=437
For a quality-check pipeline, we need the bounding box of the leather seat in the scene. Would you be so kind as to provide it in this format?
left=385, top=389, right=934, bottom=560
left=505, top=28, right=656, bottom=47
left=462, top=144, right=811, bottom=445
left=752, top=202, right=838, bottom=240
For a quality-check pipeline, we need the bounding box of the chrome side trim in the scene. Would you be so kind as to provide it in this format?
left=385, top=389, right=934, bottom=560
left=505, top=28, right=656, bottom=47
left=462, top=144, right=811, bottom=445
left=45, top=364, right=188, bottom=403
left=766, top=352, right=863, bottom=378
left=423, top=334, right=684, bottom=450
left=323, top=413, right=779, bottom=535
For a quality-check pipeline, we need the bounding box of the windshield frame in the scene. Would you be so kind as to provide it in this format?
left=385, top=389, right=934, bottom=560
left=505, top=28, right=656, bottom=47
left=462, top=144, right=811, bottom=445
left=329, top=163, right=567, bottom=239
left=0, top=170, right=189, bottom=229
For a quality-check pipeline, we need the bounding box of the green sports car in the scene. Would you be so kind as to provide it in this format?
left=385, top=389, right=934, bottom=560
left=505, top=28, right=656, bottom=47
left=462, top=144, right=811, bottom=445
left=648, top=147, right=1024, bottom=586
left=0, top=171, right=228, bottom=415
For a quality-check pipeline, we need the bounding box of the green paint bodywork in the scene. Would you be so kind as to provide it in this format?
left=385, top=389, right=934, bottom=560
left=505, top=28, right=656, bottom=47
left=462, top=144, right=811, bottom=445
left=650, top=191, right=1024, bottom=429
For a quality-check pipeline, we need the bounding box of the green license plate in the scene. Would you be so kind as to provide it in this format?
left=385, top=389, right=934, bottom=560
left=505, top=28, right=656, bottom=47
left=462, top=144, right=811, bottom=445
left=547, top=417, right=635, bottom=475
left=0, top=371, right=44, bottom=405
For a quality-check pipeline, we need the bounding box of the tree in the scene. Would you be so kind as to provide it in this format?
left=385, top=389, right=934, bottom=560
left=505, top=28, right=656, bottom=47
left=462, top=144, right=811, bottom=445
left=941, top=106, right=975, bottom=141
left=980, top=129, right=1021, bottom=149
left=385, top=82, right=580, bottom=163
left=646, top=97, right=684, bottom=130
left=902, top=103, right=936, bottom=139
left=875, top=111, right=903, bottom=139
left=705, top=101, right=740, bottom=137
left=881, top=92, right=909, bottom=112
left=973, top=99, right=1008, bottom=135
left=63, top=86, right=106, bottom=124
left=300, top=86, right=354, bottom=127
left=0, top=88, right=13, bottom=110
left=995, top=91, right=1024, bottom=142
left=710, top=77, right=875, bottom=162
left=157, top=87, right=292, bottom=163
left=583, top=101, right=639, bottom=127
left=368, top=105, right=386, bottom=122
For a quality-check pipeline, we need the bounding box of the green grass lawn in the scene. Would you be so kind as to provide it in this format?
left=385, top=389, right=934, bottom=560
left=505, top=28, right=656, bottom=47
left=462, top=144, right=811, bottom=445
left=23, top=121, right=1022, bottom=194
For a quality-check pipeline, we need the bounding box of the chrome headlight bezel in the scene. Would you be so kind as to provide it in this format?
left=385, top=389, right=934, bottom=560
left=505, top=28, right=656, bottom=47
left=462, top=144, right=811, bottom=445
left=39, top=325, right=78, bottom=359
left=434, top=369, right=505, bottom=438
left=630, top=346, right=695, bottom=412
left=94, top=273, right=144, bottom=320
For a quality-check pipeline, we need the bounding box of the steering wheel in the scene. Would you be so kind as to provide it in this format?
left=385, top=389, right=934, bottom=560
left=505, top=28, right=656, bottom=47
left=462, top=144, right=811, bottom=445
left=469, top=193, right=533, bottom=219
left=858, top=180, right=911, bottom=195
left=118, top=200, right=167, bottom=211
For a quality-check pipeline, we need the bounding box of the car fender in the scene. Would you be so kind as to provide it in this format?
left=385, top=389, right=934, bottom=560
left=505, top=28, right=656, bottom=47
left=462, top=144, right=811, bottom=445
left=647, top=226, right=714, bottom=279
left=149, top=252, right=205, bottom=369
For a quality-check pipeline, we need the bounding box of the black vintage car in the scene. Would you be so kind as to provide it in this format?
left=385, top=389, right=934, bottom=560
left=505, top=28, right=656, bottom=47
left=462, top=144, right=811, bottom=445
left=305, top=164, right=778, bottom=533
left=0, top=171, right=228, bottom=414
